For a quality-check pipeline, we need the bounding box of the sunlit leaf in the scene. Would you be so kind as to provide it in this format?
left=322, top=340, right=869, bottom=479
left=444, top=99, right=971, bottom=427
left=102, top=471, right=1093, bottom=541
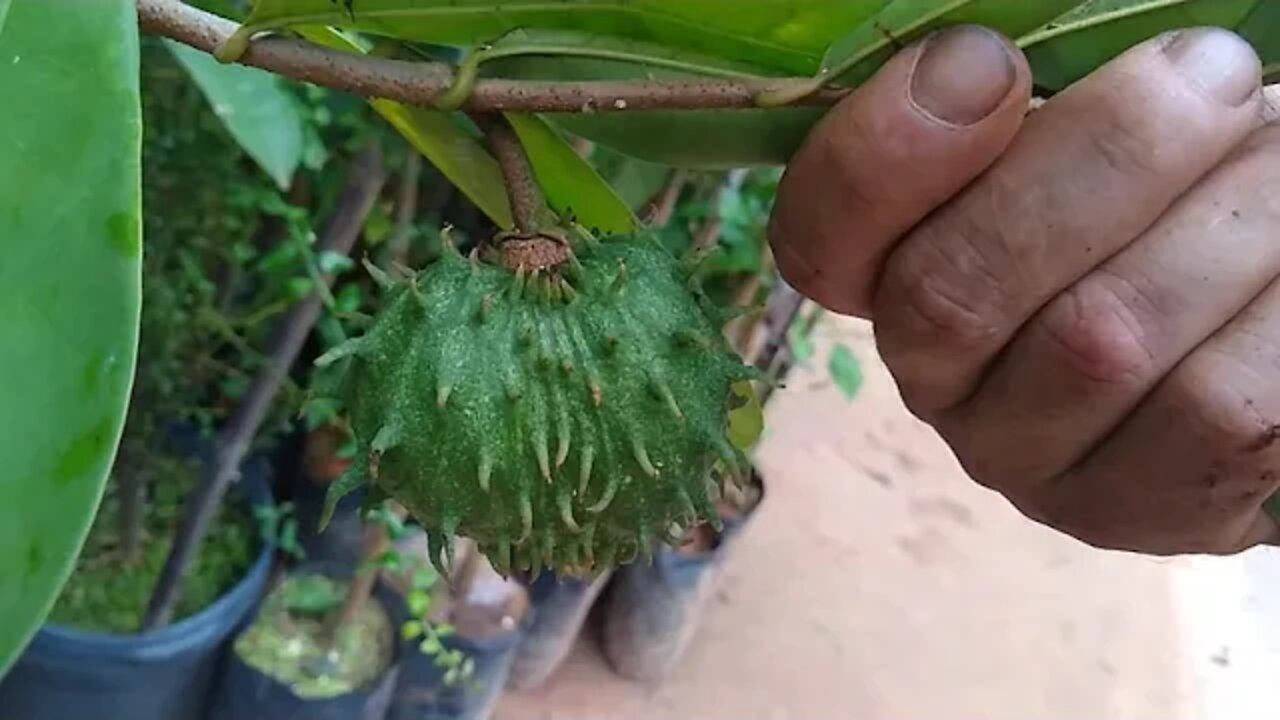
left=1022, top=0, right=1260, bottom=91
left=232, top=0, right=894, bottom=74
left=828, top=344, right=863, bottom=401
left=822, top=0, right=1082, bottom=87
left=0, top=0, right=142, bottom=672
left=166, top=39, right=304, bottom=190
left=296, top=26, right=514, bottom=228
left=504, top=113, right=636, bottom=234
left=727, top=381, right=764, bottom=450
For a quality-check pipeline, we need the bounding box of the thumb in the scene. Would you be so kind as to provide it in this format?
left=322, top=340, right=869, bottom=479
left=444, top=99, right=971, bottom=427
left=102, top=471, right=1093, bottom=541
left=768, top=25, right=1032, bottom=318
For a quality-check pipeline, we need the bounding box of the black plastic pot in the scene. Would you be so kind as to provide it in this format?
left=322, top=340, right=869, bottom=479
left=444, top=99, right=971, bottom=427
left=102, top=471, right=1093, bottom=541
left=505, top=569, right=612, bottom=691
left=0, top=456, right=276, bottom=720
left=209, top=561, right=403, bottom=720
left=389, top=620, right=527, bottom=720
left=292, top=467, right=367, bottom=567
left=600, top=467, right=766, bottom=683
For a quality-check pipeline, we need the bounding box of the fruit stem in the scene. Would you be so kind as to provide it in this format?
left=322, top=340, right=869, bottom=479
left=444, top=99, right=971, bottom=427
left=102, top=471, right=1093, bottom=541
left=473, top=113, right=546, bottom=235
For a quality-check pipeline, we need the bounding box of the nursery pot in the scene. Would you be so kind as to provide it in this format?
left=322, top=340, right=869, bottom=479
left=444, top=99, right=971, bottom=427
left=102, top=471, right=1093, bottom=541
left=209, top=560, right=403, bottom=720
left=290, top=425, right=367, bottom=566
left=0, top=455, right=276, bottom=720
left=600, top=466, right=766, bottom=683
left=388, top=618, right=527, bottom=720
left=504, top=569, right=612, bottom=691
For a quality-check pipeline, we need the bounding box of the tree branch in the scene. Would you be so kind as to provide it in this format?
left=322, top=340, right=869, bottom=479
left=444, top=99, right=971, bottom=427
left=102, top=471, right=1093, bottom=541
left=136, top=0, right=849, bottom=113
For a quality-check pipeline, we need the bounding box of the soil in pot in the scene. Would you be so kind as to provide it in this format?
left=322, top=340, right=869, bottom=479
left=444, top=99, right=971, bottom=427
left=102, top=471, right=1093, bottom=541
left=47, top=451, right=257, bottom=633
left=600, top=467, right=766, bottom=683
left=211, top=567, right=401, bottom=720
left=0, top=454, right=276, bottom=720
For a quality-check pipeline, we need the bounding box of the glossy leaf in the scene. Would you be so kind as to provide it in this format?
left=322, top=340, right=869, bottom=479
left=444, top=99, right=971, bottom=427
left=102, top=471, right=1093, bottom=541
left=166, top=39, right=305, bottom=190
left=0, top=0, right=11, bottom=31
left=1023, top=0, right=1261, bottom=91
left=1237, top=0, right=1280, bottom=64
left=232, top=0, right=890, bottom=74
left=503, top=113, right=636, bottom=234
left=297, top=26, right=514, bottom=228
left=727, top=381, right=764, bottom=451
left=0, top=0, right=142, bottom=672
left=821, top=0, right=1082, bottom=87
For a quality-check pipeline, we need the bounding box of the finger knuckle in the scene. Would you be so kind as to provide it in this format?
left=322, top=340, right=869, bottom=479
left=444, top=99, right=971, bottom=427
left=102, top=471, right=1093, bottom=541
left=1082, top=112, right=1170, bottom=180
left=1036, top=275, right=1159, bottom=387
left=1171, top=349, right=1280, bottom=457
left=880, top=221, right=1007, bottom=351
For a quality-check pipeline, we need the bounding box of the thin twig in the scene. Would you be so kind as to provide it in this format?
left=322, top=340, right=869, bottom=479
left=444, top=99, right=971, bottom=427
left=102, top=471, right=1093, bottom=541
left=136, top=0, right=849, bottom=114
left=386, top=151, right=421, bottom=264
left=473, top=114, right=545, bottom=234
left=141, top=143, right=388, bottom=630
left=644, top=169, right=688, bottom=227
left=326, top=516, right=389, bottom=644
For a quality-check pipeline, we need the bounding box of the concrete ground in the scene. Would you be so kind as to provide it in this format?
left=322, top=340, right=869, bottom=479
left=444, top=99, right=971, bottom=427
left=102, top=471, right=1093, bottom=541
left=497, top=315, right=1280, bottom=720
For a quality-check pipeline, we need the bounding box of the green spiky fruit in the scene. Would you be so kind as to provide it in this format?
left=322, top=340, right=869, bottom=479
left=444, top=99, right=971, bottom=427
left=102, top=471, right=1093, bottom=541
left=318, top=229, right=756, bottom=578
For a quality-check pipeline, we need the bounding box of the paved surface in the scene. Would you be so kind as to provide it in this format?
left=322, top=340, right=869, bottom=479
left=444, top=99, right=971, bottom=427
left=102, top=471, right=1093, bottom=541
left=497, top=316, right=1280, bottom=720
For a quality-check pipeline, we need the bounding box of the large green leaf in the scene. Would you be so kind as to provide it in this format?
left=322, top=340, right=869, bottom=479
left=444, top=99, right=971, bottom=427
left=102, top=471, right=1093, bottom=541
left=1023, top=0, right=1261, bottom=91
left=297, top=26, right=514, bottom=228
left=165, top=39, right=304, bottom=190
left=0, top=1, right=11, bottom=31
left=503, top=113, right=636, bottom=234
left=819, top=0, right=1082, bottom=88
left=0, top=0, right=142, bottom=672
left=1237, top=0, right=1280, bottom=63
left=230, top=0, right=891, bottom=74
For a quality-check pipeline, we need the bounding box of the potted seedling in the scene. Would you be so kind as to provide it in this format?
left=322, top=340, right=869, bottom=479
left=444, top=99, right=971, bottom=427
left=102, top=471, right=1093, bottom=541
left=211, top=503, right=409, bottom=720
left=385, top=533, right=531, bottom=720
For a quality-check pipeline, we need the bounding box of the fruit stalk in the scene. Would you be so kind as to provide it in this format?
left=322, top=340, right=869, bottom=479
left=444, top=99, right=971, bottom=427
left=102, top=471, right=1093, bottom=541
left=474, top=113, right=546, bottom=234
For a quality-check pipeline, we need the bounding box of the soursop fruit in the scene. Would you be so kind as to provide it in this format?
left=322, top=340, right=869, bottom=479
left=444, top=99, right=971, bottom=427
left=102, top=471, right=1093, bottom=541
left=315, top=228, right=756, bottom=577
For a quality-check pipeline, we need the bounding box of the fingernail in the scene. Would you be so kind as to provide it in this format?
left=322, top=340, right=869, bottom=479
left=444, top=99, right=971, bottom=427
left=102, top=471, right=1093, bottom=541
left=1163, top=27, right=1260, bottom=107
left=909, top=25, right=1016, bottom=126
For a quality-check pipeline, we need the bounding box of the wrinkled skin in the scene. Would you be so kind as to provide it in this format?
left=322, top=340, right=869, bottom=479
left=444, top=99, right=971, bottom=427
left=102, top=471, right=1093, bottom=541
left=769, top=24, right=1280, bottom=556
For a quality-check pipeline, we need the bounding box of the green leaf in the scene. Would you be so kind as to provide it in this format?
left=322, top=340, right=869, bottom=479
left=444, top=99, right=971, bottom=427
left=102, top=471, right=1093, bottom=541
left=590, top=146, right=673, bottom=211
left=231, top=0, right=894, bottom=74
left=828, top=344, right=864, bottom=401
left=822, top=0, right=1083, bottom=87
left=165, top=39, right=304, bottom=190
left=1265, top=492, right=1280, bottom=524
left=1022, top=0, right=1261, bottom=91
left=400, top=619, right=424, bottom=640
left=788, top=324, right=815, bottom=363
left=0, top=0, right=142, bottom=673
left=0, top=0, right=11, bottom=31
left=1238, top=0, right=1280, bottom=64
left=297, top=26, right=514, bottom=228
left=727, top=381, right=764, bottom=450
left=317, top=249, right=355, bottom=274
left=503, top=113, right=637, bottom=234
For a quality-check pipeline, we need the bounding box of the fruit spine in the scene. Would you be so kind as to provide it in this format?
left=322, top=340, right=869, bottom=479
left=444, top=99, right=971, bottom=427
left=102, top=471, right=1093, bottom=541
left=316, top=228, right=756, bottom=577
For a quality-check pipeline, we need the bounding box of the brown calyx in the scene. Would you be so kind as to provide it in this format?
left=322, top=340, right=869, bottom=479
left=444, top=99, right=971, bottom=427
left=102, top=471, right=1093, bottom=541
left=497, top=232, right=570, bottom=271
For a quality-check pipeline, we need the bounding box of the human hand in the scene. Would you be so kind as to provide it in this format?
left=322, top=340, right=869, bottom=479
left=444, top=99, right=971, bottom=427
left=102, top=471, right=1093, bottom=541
left=768, top=24, right=1280, bottom=555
